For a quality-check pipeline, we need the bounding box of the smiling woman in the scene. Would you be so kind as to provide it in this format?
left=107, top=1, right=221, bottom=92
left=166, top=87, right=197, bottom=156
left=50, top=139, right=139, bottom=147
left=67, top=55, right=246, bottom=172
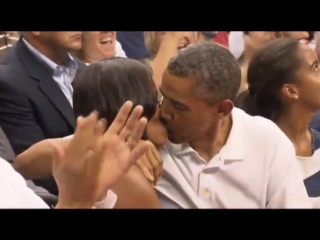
left=73, top=31, right=117, bottom=64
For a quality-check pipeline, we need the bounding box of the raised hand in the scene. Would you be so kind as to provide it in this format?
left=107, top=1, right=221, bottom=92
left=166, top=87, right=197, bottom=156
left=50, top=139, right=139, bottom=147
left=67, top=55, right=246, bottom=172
left=52, top=101, right=149, bottom=208
left=164, top=31, right=197, bottom=51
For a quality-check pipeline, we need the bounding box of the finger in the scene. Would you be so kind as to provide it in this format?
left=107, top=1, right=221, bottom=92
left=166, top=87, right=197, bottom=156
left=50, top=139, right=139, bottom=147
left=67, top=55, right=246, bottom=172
left=125, top=117, right=148, bottom=150
left=73, top=112, right=99, bottom=142
left=106, top=101, right=133, bottom=135
left=137, top=160, right=154, bottom=182
left=94, top=118, right=107, bottom=135
left=149, top=146, right=162, bottom=181
left=118, top=105, right=144, bottom=141
left=128, top=141, right=149, bottom=167
left=145, top=149, right=156, bottom=175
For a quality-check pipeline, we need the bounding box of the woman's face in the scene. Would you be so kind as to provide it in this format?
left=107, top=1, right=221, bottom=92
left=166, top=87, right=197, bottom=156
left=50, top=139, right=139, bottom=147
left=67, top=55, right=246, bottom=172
left=81, top=31, right=116, bottom=63
left=284, top=44, right=320, bottom=111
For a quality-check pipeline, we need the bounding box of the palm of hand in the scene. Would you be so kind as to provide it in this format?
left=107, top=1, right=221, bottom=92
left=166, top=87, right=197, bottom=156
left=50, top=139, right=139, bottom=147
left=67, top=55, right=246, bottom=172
left=98, top=135, right=133, bottom=189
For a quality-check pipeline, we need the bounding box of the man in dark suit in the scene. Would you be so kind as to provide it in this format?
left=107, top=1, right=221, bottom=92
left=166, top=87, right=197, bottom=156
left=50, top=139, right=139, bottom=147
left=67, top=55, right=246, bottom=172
left=0, top=32, right=86, bottom=194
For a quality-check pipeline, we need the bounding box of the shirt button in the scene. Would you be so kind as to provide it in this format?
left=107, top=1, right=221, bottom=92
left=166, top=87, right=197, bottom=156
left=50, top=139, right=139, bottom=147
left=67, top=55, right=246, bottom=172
left=201, top=188, right=210, bottom=197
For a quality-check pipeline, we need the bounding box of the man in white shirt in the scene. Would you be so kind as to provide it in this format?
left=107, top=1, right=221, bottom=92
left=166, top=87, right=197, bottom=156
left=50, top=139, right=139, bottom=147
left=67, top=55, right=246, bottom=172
left=0, top=101, right=148, bottom=209
left=154, top=42, right=312, bottom=208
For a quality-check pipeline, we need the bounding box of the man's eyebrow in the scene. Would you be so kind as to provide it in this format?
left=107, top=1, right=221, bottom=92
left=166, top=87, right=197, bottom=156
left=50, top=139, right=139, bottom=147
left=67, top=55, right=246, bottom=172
left=159, top=88, right=189, bottom=108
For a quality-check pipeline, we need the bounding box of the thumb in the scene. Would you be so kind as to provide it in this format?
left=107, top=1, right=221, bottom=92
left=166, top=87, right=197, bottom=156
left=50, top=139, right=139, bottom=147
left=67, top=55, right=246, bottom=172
left=48, top=140, right=65, bottom=165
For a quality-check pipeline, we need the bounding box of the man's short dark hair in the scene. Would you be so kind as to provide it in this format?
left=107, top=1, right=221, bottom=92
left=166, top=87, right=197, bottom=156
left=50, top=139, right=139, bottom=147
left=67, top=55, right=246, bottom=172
left=73, top=57, right=158, bottom=127
left=167, top=42, right=241, bottom=103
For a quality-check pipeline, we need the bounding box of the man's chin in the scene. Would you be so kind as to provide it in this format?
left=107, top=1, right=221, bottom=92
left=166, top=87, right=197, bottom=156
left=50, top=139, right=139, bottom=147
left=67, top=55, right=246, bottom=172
left=168, top=135, right=184, bottom=144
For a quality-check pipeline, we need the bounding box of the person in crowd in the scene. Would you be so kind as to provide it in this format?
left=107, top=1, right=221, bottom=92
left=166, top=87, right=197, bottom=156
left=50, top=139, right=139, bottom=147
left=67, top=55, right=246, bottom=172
left=0, top=32, right=86, bottom=194
left=147, top=31, right=221, bottom=91
left=116, top=31, right=150, bottom=61
left=72, top=31, right=126, bottom=64
left=13, top=57, right=166, bottom=208
left=154, top=42, right=311, bottom=208
left=145, top=31, right=216, bottom=61
left=235, top=38, right=320, bottom=208
left=1, top=101, right=149, bottom=208
left=237, top=31, right=310, bottom=94
left=149, top=32, right=197, bottom=89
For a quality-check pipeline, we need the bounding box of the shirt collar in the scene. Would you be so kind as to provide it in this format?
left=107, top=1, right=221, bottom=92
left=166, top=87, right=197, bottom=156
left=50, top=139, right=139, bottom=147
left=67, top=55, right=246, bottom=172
left=22, top=38, right=78, bottom=72
left=167, top=107, right=246, bottom=161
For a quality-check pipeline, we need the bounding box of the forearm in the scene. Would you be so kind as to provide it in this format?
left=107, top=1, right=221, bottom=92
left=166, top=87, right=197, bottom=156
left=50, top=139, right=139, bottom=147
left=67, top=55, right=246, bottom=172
left=14, top=138, right=69, bottom=180
left=151, top=36, right=180, bottom=89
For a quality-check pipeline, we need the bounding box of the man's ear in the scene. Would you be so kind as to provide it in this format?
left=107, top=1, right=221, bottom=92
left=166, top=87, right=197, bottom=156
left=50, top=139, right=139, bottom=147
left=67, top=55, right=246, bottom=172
left=213, top=99, right=234, bottom=119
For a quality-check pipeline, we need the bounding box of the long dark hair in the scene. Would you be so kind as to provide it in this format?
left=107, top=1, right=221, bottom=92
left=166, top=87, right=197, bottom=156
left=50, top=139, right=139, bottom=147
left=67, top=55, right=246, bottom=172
left=235, top=38, right=301, bottom=120
left=73, top=57, right=158, bottom=132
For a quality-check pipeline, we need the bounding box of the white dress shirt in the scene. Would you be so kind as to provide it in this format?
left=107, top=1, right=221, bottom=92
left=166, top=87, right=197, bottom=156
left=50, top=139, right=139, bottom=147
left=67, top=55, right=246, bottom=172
left=155, top=108, right=312, bottom=208
left=0, top=158, right=117, bottom=209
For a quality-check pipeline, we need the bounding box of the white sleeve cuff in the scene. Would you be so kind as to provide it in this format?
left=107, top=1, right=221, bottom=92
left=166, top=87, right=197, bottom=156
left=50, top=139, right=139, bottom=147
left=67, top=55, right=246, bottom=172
left=93, top=190, right=117, bottom=209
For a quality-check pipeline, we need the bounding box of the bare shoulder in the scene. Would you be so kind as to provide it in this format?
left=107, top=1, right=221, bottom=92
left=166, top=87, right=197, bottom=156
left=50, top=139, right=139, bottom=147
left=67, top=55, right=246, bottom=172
left=112, top=165, right=160, bottom=209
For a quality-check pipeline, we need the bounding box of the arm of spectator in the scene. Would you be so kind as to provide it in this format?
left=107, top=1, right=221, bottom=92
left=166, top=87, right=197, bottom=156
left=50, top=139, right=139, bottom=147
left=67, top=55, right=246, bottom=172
left=151, top=32, right=195, bottom=89
left=238, top=32, right=277, bottom=95
left=0, top=79, right=46, bottom=155
left=14, top=137, right=70, bottom=180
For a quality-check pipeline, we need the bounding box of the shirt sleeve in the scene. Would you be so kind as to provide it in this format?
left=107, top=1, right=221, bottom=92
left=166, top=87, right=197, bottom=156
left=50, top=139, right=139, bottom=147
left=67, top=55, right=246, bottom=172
left=93, top=190, right=117, bottom=209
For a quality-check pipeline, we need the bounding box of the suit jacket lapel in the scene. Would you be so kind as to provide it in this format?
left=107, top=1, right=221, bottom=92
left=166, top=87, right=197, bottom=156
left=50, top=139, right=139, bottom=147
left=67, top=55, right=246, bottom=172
left=15, top=38, right=76, bottom=129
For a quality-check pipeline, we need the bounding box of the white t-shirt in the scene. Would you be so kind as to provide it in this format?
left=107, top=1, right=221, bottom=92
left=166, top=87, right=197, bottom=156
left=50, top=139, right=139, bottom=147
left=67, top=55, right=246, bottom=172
left=296, top=128, right=320, bottom=209
left=155, top=108, right=312, bottom=208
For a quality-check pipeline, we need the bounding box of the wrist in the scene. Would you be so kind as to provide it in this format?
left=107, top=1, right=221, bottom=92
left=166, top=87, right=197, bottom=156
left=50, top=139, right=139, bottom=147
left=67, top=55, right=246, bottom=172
left=55, top=200, right=93, bottom=209
left=56, top=193, right=94, bottom=209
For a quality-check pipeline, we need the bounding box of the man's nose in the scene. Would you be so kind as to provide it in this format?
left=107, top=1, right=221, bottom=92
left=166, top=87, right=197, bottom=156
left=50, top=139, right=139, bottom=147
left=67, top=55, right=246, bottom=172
left=159, top=107, right=172, bottom=124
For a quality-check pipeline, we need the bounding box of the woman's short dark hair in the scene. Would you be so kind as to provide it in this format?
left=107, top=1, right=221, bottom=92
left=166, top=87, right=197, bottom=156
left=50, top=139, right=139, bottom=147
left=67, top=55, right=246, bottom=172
left=235, top=38, right=301, bottom=120
left=73, top=57, right=158, bottom=127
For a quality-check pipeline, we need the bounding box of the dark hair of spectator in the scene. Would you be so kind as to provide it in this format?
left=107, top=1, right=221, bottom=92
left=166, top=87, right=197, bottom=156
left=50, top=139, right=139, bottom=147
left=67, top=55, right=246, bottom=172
left=73, top=57, right=158, bottom=138
left=235, top=38, right=301, bottom=120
